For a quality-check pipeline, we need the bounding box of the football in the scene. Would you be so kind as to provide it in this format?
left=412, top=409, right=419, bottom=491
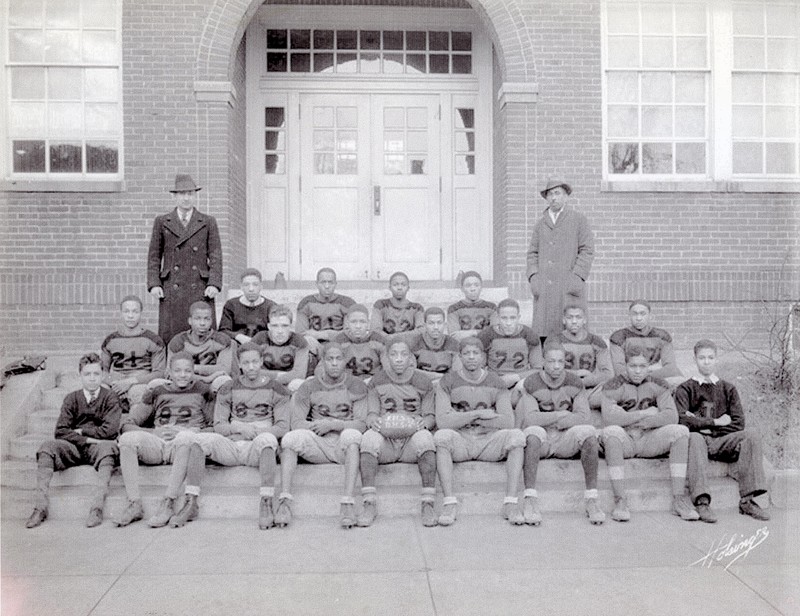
left=380, top=413, right=419, bottom=439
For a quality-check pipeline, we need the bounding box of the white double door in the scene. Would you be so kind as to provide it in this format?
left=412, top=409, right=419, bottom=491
left=299, top=93, right=441, bottom=281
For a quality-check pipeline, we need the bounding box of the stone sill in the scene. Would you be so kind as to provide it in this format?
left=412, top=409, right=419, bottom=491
left=1, top=179, right=125, bottom=193
left=602, top=180, right=800, bottom=193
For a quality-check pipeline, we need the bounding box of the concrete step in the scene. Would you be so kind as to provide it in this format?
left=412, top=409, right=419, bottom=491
left=26, top=409, right=61, bottom=437
left=40, top=388, right=69, bottom=413
left=55, top=372, right=82, bottom=392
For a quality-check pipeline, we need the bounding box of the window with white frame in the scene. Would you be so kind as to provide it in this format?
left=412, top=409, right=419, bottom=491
left=5, top=0, right=122, bottom=178
left=603, top=0, right=800, bottom=183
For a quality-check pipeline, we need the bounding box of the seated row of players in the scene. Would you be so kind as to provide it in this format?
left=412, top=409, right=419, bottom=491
left=26, top=302, right=769, bottom=530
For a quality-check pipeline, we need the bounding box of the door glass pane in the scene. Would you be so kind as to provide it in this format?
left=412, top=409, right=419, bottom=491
left=313, top=130, right=335, bottom=151
left=407, top=31, right=426, bottom=50
left=291, top=54, right=311, bottom=72
left=361, top=30, right=380, bottom=49
left=407, top=131, right=428, bottom=152
left=267, top=53, right=287, bottom=72
left=455, top=154, right=475, bottom=175
left=455, top=108, right=474, bottom=129
left=361, top=53, right=380, bottom=73
left=313, top=107, right=334, bottom=128
left=407, top=108, right=427, bottom=128
left=452, top=55, right=471, bottom=74
left=384, top=53, right=404, bottom=73
left=337, top=131, right=357, bottom=151
left=452, top=31, right=472, bottom=51
left=406, top=54, right=426, bottom=73
left=336, top=53, right=357, bottom=73
left=313, top=53, right=334, bottom=73
left=384, top=154, right=404, bottom=175
left=430, top=55, right=449, bottom=74
left=265, top=131, right=285, bottom=150
left=454, top=132, right=474, bottom=152
left=336, top=30, right=357, bottom=50
left=291, top=30, right=310, bottom=49
left=337, top=154, right=357, bottom=174
left=409, top=157, right=427, bottom=175
left=384, top=131, right=404, bottom=152
left=315, top=153, right=335, bottom=174
left=265, top=107, right=285, bottom=128
left=267, top=30, right=287, bottom=48
left=265, top=154, right=285, bottom=174
left=383, top=31, right=403, bottom=50
left=384, top=108, right=404, bottom=128
left=337, top=107, right=357, bottom=128
left=314, top=30, right=334, bottom=49
left=429, top=31, right=449, bottom=51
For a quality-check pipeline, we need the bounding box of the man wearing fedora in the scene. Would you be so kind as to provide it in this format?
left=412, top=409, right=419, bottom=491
left=147, top=174, right=223, bottom=345
left=526, top=179, right=595, bottom=341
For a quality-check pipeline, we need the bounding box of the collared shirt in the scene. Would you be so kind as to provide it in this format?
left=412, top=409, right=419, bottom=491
left=84, top=389, right=99, bottom=404
left=692, top=374, right=720, bottom=385
left=238, top=295, right=265, bottom=308
left=178, top=208, right=194, bottom=226
left=548, top=208, right=562, bottom=225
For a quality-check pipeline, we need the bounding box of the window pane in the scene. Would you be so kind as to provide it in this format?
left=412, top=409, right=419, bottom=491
left=407, top=131, right=428, bottom=152
left=766, top=74, right=797, bottom=104
left=606, top=4, right=638, bottom=34
left=86, top=141, right=118, bottom=173
left=82, top=0, right=117, bottom=28
left=641, top=2, right=672, bottom=33
left=383, top=31, right=403, bottom=50
left=336, top=30, right=357, bottom=50
left=9, top=0, right=43, bottom=27
left=384, top=154, right=404, bottom=175
left=452, top=32, right=472, bottom=51
left=675, top=106, right=705, bottom=138
left=314, top=30, right=334, bottom=49
left=85, top=68, right=118, bottom=101
left=733, top=5, right=764, bottom=35
left=290, top=53, right=310, bottom=72
left=642, top=142, right=672, bottom=173
left=314, top=153, right=334, bottom=174
left=267, top=53, right=287, bottom=72
left=732, top=74, right=763, bottom=103
left=45, top=30, right=81, bottom=62
left=47, top=0, right=79, bottom=28
left=607, top=36, right=640, bottom=68
left=265, top=154, right=285, bottom=174
left=676, top=36, right=706, bottom=68
left=642, top=106, right=672, bottom=137
left=384, top=53, right=403, bottom=73
left=406, top=54, right=426, bottom=73
left=608, top=105, right=638, bottom=138
left=337, top=107, right=357, bottom=128
left=10, top=30, right=44, bottom=62
left=338, top=131, right=357, bottom=151
left=767, top=39, right=798, bottom=70
left=49, top=102, right=83, bottom=134
left=335, top=53, right=357, bottom=73
left=455, top=154, right=475, bottom=175
left=86, top=103, right=119, bottom=136
left=9, top=102, right=46, bottom=133
left=675, top=4, right=706, bottom=34
left=608, top=143, right=639, bottom=173
left=313, top=130, right=335, bottom=151
left=50, top=142, right=83, bottom=172
left=429, top=31, right=449, bottom=51
left=360, top=30, right=380, bottom=50
left=454, top=132, right=475, bottom=152
left=49, top=68, right=83, bottom=100
left=265, top=131, right=285, bottom=151
left=675, top=73, right=705, bottom=103
left=430, top=54, right=449, bottom=74
left=642, top=36, right=673, bottom=68
left=732, top=142, right=762, bottom=173
left=408, top=107, right=427, bottom=128
left=734, top=39, right=765, bottom=69
left=267, top=30, right=287, bottom=49
left=291, top=30, right=310, bottom=49
left=360, top=52, right=380, bottom=73
left=10, top=67, right=45, bottom=99
left=455, top=108, right=475, bottom=129
left=265, top=107, right=285, bottom=128
left=641, top=72, right=672, bottom=103
left=409, top=157, right=426, bottom=174
left=676, top=142, right=705, bottom=173
left=384, top=108, right=404, bottom=128
left=13, top=140, right=46, bottom=172
left=607, top=72, right=638, bottom=103
left=452, top=55, right=471, bottom=74
left=313, top=53, right=334, bottom=73
left=732, top=106, right=763, bottom=138
left=766, top=107, right=796, bottom=138
left=384, top=131, right=404, bottom=152
left=407, top=31, right=426, bottom=51
left=766, top=142, right=795, bottom=173
left=767, top=4, right=798, bottom=35
left=336, top=154, right=357, bottom=174
left=82, top=30, right=117, bottom=64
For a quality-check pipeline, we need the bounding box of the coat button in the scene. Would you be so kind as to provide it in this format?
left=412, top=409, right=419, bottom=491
left=173, top=284, right=179, bottom=289
left=173, top=265, right=179, bottom=271
left=191, top=283, right=197, bottom=289
left=193, top=246, right=198, bottom=252
left=192, top=265, right=197, bottom=270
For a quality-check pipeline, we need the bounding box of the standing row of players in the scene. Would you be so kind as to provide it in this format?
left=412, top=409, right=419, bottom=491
left=25, top=267, right=770, bottom=530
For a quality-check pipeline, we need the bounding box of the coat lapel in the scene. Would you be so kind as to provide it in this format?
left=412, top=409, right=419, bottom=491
left=176, top=211, right=208, bottom=246
left=163, top=209, right=186, bottom=239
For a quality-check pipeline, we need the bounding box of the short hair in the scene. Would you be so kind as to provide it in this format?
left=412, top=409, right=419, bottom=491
left=461, top=270, right=482, bottom=284
left=169, top=351, right=195, bottom=367
left=424, top=306, right=446, bottom=321
left=542, top=338, right=566, bottom=357
left=497, top=298, right=520, bottom=312
left=120, top=295, right=143, bottom=310
left=268, top=304, right=293, bottom=323
left=629, top=299, right=651, bottom=312
left=316, top=267, right=336, bottom=281
left=78, top=353, right=102, bottom=372
left=321, top=341, right=345, bottom=357
left=459, top=336, right=484, bottom=353
left=346, top=303, right=370, bottom=318
left=189, top=301, right=212, bottom=317
left=562, top=303, right=585, bottom=316
left=240, top=268, right=263, bottom=281
left=388, top=340, right=411, bottom=353
left=694, top=339, right=718, bottom=356
left=624, top=344, right=649, bottom=363
left=389, top=271, right=409, bottom=285
left=237, top=341, right=262, bottom=359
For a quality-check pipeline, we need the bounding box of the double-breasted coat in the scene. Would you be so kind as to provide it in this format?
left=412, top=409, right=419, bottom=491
left=147, top=208, right=223, bottom=344
left=526, top=206, right=595, bottom=338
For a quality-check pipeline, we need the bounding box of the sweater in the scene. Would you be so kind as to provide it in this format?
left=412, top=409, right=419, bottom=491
left=291, top=370, right=368, bottom=431
left=446, top=298, right=497, bottom=333
left=674, top=377, right=746, bottom=437
left=436, top=368, right=513, bottom=435
left=295, top=293, right=356, bottom=333
left=371, top=297, right=425, bottom=335
left=367, top=367, right=435, bottom=429
left=101, top=327, right=166, bottom=383
left=218, top=296, right=276, bottom=339
left=519, top=371, right=590, bottom=429
left=334, top=330, right=387, bottom=379
left=124, top=380, right=213, bottom=431
left=54, top=387, right=122, bottom=447
left=600, top=374, right=678, bottom=430
left=478, top=324, right=542, bottom=375
left=556, top=330, right=613, bottom=388
left=213, top=372, right=291, bottom=438
left=609, top=326, right=682, bottom=379
left=406, top=331, right=460, bottom=374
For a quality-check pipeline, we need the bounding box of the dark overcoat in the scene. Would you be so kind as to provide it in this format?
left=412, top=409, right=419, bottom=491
left=147, top=208, right=223, bottom=344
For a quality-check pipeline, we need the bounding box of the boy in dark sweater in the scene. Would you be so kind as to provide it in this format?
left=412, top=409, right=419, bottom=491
left=27, top=353, right=122, bottom=529
left=218, top=268, right=277, bottom=343
left=370, top=271, right=425, bottom=337
left=675, top=339, right=769, bottom=522
left=251, top=304, right=310, bottom=392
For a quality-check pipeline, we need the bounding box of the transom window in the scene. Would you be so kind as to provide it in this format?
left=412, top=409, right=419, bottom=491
left=266, top=29, right=472, bottom=75
left=5, top=0, right=122, bottom=177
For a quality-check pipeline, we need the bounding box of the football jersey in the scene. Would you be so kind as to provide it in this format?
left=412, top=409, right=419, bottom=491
left=406, top=331, right=459, bottom=374
left=218, top=297, right=276, bottom=339
left=368, top=368, right=434, bottom=421
left=214, top=373, right=290, bottom=431
left=372, top=298, right=424, bottom=335
left=295, top=294, right=355, bottom=332
left=446, top=299, right=497, bottom=333
left=101, top=328, right=166, bottom=379
left=557, top=330, right=613, bottom=387
left=438, top=369, right=508, bottom=435
left=334, top=331, right=386, bottom=378
left=251, top=331, right=308, bottom=372
left=521, top=371, right=587, bottom=414
left=478, top=325, right=541, bottom=375
left=294, top=372, right=368, bottom=423
left=168, top=330, right=234, bottom=373
left=135, top=381, right=213, bottom=430
left=609, top=326, right=680, bottom=378
left=601, top=374, right=672, bottom=414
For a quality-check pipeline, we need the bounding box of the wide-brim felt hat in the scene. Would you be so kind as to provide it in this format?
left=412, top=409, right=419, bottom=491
left=540, top=178, right=572, bottom=199
left=169, top=174, right=202, bottom=193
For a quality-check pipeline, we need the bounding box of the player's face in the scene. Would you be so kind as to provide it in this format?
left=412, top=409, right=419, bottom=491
left=80, top=363, right=103, bottom=392
left=346, top=311, right=370, bottom=340
left=188, top=308, right=214, bottom=337
left=563, top=308, right=586, bottom=335
left=170, top=359, right=195, bottom=388
left=120, top=300, right=142, bottom=330
left=544, top=186, right=569, bottom=213
left=695, top=347, right=717, bottom=377
left=498, top=306, right=520, bottom=334
left=241, top=275, right=263, bottom=303
left=316, top=272, right=337, bottom=298
left=388, top=343, right=412, bottom=374
left=625, top=355, right=650, bottom=385
left=172, top=190, right=197, bottom=213
left=239, top=350, right=263, bottom=381
left=460, top=344, right=484, bottom=372
left=323, top=348, right=345, bottom=379
left=425, top=313, right=445, bottom=340
left=462, top=276, right=482, bottom=301
left=544, top=349, right=566, bottom=380
left=389, top=276, right=409, bottom=300
left=629, top=305, right=651, bottom=331
left=268, top=315, right=292, bottom=344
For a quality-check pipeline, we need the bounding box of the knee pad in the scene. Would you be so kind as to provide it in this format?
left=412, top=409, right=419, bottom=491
left=360, top=429, right=384, bottom=456
left=523, top=426, right=547, bottom=443
left=338, top=428, right=362, bottom=449
left=433, top=428, right=457, bottom=451
left=507, top=429, right=526, bottom=449
left=252, top=432, right=279, bottom=450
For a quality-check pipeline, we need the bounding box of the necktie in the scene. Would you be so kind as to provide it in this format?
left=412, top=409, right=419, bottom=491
left=88, top=391, right=97, bottom=405
left=181, top=213, right=189, bottom=227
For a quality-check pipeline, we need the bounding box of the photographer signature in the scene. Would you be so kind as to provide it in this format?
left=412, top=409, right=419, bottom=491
left=690, top=526, right=769, bottom=570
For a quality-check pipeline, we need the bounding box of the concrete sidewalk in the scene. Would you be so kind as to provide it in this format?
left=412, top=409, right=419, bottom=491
left=2, top=507, right=798, bottom=616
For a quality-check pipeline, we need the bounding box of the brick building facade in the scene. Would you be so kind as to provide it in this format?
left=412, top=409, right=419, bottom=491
left=1, top=0, right=798, bottom=355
